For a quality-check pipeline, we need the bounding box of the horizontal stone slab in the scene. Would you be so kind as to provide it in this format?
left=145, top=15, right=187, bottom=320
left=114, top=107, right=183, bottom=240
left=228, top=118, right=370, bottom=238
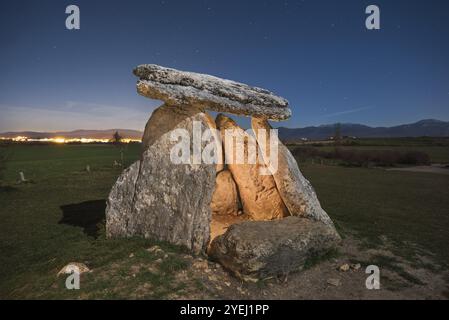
left=134, top=64, right=292, bottom=121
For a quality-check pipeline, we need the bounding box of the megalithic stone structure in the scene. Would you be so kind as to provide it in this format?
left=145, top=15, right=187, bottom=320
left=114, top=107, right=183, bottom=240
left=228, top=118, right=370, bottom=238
left=106, top=64, right=340, bottom=278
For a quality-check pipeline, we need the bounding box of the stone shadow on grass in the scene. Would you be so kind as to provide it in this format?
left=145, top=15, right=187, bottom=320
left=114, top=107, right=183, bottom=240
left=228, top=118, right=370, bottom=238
left=59, top=200, right=106, bottom=238
left=0, top=185, right=17, bottom=193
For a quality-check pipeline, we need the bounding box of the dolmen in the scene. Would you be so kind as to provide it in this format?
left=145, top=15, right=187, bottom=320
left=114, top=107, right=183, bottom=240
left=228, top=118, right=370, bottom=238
left=106, top=64, right=340, bottom=281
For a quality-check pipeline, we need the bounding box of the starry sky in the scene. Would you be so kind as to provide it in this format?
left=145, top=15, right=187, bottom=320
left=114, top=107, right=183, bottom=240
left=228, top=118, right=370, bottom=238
left=1, top=0, right=449, bottom=132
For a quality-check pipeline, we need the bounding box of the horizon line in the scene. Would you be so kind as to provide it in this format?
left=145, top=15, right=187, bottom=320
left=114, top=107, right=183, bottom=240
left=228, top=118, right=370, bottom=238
left=2, top=118, right=448, bottom=134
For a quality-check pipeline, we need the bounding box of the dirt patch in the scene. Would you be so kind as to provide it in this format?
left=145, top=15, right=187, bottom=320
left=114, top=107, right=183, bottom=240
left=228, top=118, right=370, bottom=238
left=387, top=164, right=449, bottom=175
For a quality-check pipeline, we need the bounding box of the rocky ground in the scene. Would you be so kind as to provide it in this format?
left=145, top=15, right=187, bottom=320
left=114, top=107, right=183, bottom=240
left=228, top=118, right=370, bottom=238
left=74, top=235, right=448, bottom=300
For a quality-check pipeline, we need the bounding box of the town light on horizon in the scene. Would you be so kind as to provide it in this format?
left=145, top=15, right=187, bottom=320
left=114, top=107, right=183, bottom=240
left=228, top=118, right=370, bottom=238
left=0, top=136, right=142, bottom=144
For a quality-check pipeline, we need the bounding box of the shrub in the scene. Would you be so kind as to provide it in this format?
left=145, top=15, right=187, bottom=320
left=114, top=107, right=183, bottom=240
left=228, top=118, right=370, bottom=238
left=292, top=147, right=431, bottom=167
left=398, top=151, right=430, bottom=165
left=0, top=146, right=7, bottom=182
left=292, top=147, right=322, bottom=161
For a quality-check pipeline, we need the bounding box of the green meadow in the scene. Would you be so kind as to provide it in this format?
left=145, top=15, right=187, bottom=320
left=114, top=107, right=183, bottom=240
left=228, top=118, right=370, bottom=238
left=0, top=142, right=448, bottom=298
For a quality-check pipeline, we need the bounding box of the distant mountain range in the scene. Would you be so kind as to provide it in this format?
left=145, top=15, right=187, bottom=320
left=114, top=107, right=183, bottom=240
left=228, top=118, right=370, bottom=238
left=0, top=129, right=143, bottom=140
left=277, top=119, right=449, bottom=141
left=1, top=119, right=449, bottom=141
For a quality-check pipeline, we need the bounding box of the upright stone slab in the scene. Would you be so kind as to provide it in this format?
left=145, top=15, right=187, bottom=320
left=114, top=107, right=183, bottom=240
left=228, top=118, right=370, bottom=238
left=106, top=104, right=216, bottom=254
left=251, top=117, right=337, bottom=228
left=210, top=169, right=240, bottom=217
left=203, top=113, right=224, bottom=173
left=106, top=161, right=141, bottom=237
left=216, top=114, right=288, bottom=221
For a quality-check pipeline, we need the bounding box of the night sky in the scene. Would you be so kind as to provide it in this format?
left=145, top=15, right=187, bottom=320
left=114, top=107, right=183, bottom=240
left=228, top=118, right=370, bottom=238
left=1, top=0, right=448, bottom=132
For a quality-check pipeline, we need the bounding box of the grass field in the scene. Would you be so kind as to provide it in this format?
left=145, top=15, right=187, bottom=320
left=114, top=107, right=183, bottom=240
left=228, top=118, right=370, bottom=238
left=301, top=164, right=449, bottom=264
left=0, top=143, right=448, bottom=299
left=289, top=137, right=449, bottom=163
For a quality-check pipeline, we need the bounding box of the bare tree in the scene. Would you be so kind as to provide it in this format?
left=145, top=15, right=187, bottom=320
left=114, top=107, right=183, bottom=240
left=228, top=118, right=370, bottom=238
left=112, top=131, right=124, bottom=168
left=334, top=123, right=342, bottom=146
left=112, top=131, right=123, bottom=145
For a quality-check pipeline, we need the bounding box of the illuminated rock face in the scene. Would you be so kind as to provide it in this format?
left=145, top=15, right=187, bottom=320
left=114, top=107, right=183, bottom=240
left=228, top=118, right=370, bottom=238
left=203, top=113, right=224, bottom=173
left=251, top=117, right=336, bottom=227
left=216, top=114, right=289, bottom=221
left=210, top=170, right=239, bottom=217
